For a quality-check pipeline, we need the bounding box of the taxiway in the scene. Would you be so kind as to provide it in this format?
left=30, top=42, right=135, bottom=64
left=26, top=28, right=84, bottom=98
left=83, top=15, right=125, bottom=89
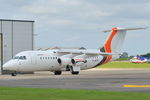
left=0, top=68, right=150, bottom=92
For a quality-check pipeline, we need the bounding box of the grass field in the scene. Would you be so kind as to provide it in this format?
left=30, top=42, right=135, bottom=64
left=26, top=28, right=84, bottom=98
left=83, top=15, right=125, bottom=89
left=0, top=87, right=150, bottom=100
left=99, top=61, right=150, bottom=68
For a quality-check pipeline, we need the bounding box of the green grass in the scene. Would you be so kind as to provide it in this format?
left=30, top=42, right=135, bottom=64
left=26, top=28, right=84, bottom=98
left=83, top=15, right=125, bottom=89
left=115, top=58, right=130, bottom=61
left=99, top=62, right=150, bottom=68
left=0, top=87, right=150, bottom=100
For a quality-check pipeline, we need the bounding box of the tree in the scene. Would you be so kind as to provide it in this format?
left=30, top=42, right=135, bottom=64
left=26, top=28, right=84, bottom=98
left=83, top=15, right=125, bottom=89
left=120, top=52, right=128, bottom=58
left=141, top=53, right=150, bottom=57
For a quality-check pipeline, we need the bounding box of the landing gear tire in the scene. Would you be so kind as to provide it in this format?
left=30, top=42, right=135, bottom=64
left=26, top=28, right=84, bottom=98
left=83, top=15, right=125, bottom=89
left=70, top=66, right=79, bottom=75
left=71, top=71, right=79, bottom=75
left=54, top=71, right=62, bottom=75
left=11, top=73, right=16, bottom=76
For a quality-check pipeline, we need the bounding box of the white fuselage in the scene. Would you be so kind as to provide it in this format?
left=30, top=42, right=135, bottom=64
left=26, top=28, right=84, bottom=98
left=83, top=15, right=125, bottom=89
left=3, top=49, right=106, bottom=72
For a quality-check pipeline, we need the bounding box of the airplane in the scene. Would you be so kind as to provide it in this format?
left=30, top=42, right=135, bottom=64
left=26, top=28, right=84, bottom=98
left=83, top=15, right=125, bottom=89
left=130, top=56, right=150, bottom=63
left=136, top=56, right=150, bottom=62
left=3, top=27, right=146, bottom=76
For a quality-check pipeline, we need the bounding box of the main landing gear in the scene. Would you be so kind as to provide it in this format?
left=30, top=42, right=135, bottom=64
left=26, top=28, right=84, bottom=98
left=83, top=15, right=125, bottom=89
left=70, top=66, right=79, bottom=75
left=71, top=71, right=79, bottom=75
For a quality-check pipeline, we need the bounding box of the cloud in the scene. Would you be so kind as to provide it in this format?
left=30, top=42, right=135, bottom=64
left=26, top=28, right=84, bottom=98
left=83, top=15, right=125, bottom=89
left=63, top=36, right=80, bottom=42
left=47, top=19, right=74, bottom=25
left=0, top=0, right=149, bottom=55
left=21, top=0, right=82, bottom=14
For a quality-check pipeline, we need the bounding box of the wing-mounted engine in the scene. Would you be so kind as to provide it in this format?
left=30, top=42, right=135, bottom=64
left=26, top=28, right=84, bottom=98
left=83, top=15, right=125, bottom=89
left=57, top=58, right=71, bottom=66
left=57, top=54, right=75, bottom=66
left=71, top=54, right=87, bottom=66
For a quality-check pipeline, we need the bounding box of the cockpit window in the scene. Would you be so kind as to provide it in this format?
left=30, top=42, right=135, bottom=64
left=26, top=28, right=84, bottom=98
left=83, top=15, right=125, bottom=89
left=23, top=56, right=26, bottom=59
left=13, top=56, right=26, bottom=60
left=14, top=56, right=19, bottom=59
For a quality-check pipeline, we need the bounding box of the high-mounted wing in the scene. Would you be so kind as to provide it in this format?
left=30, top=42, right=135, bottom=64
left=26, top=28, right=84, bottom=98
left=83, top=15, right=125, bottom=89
left=57, top=49, right=120, bottom=57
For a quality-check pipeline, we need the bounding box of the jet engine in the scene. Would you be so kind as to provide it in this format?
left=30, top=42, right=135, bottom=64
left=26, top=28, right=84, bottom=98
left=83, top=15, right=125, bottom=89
left=71, top=58, right=87, bottom=66
left=57, top=57, right=72, bottom=66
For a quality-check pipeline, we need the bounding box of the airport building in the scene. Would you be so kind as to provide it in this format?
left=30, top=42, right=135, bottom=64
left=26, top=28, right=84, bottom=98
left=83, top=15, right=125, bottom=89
left=0, top=19, right=34, bottom=74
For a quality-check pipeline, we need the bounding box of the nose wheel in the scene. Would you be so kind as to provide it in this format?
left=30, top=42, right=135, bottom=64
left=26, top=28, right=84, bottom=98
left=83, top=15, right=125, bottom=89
left=54, top=71, right=62, bottom=75
left=11, top=73, right=17, bottom=76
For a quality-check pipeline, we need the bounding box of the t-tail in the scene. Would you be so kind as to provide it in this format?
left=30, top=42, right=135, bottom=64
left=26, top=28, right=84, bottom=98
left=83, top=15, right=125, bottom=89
left=100, top=27, right=147, bottom=64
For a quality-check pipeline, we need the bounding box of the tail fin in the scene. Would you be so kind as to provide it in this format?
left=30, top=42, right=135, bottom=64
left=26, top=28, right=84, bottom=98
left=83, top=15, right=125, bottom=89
left=100, top=27, right=146, bottom=63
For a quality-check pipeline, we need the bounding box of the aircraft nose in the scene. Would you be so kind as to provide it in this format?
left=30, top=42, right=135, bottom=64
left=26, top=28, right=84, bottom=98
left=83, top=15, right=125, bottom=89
left=3, top=62, right=12, bottom=70
left=3, top=61, right=17, bottom=71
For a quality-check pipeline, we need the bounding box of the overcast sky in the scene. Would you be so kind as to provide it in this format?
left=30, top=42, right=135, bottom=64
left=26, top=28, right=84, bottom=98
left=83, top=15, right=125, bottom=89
left=0, top=0, right=150, bottom=55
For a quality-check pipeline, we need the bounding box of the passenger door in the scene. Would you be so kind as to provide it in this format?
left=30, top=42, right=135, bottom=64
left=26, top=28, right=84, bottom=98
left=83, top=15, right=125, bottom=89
left=30, top=53, right=36, bottom=65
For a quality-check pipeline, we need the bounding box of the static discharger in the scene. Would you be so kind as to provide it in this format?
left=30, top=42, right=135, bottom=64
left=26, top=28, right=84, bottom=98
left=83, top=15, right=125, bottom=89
left=123, top=85, right=150, bottom=88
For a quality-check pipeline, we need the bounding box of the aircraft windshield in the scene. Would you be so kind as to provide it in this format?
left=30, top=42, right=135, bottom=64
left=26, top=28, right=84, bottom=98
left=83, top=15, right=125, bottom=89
left=13, top=56, right=26, bottom=60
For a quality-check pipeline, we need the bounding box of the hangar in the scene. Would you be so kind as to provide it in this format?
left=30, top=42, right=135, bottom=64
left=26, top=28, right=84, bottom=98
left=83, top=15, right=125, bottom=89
left=0, top=19, right=34, bottom=74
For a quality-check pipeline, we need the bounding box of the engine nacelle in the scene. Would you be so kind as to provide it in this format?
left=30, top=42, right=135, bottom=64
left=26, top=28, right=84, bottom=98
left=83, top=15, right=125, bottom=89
left=71, top=58, right=87, bottom=66
left=57, top=58, right=71, bottom=66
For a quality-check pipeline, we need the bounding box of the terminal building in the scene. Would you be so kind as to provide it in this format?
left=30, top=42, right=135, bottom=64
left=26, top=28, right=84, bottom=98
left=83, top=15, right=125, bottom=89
left=0, top=19, right=34, bottom=74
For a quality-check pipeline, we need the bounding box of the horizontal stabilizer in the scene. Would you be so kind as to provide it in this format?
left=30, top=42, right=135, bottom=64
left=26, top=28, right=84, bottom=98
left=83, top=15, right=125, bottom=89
left=99, top=52, right=121, bottom=57
left=103, top=27, right=147, bottom=33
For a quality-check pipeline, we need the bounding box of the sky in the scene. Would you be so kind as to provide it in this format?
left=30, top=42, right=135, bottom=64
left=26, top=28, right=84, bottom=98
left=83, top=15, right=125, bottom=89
left=0, top=0, right=150, bottom=56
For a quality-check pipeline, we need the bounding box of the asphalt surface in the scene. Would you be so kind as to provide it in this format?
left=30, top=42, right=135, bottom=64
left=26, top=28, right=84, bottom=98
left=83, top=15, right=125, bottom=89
left=1, top=68, right=150, bottom=92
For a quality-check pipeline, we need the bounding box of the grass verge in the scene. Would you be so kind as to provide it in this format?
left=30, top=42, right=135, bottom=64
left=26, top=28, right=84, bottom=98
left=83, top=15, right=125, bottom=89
left=99, top=61, right=150, bottom=68
left=0, top=87, right=150, bottom=100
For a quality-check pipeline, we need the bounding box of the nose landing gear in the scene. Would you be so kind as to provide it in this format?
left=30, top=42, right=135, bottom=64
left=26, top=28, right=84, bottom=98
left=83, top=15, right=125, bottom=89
left=54, top=71, right=62, bottom=75
left=11, top=72, right=17, bottom=76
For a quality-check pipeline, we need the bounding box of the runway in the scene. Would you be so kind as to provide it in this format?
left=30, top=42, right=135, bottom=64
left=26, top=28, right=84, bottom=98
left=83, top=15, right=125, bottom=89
left=0, top=68, right=150, bottom=92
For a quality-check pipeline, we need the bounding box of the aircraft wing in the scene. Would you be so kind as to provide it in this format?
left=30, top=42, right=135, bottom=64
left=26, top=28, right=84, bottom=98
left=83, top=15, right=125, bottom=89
left=57, top=49, right=120, bottom=56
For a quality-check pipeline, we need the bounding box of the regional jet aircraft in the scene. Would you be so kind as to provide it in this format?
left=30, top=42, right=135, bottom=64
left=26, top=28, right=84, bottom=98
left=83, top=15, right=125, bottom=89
left=3, top=27, right=146, bottom=76
left=130, top=56, right=150, bottom=63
